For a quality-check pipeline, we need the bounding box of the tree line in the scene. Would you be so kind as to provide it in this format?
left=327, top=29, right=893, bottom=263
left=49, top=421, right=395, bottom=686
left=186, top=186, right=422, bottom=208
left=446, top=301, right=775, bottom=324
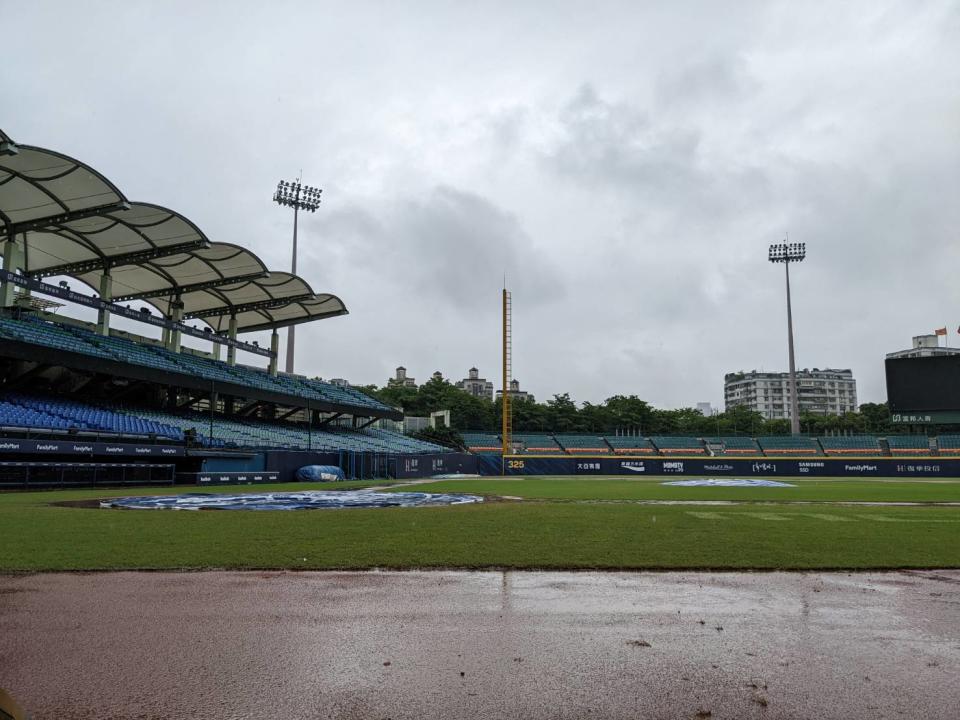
left=356, top=374, right=905, bottom=437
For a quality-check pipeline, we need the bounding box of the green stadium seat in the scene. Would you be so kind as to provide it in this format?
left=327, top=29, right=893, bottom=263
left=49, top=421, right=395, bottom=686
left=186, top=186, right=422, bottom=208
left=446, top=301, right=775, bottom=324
left=650, top=436, right=705, bottom=454
left=604, top=436, right=656, bottom=454
left=554, top=434, right=610, bottom=454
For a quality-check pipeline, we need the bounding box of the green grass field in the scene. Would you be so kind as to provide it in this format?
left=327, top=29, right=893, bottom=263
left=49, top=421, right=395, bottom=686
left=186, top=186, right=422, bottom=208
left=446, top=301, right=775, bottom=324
left=1, top=476, right=958, bottom=571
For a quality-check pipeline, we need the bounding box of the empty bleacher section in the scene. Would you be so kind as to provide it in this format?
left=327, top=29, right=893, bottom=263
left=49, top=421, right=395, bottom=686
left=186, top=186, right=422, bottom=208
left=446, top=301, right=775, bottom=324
left=604, top=436, right=657, bottom=454
left=555, top=434, right=610, bottom=454
left=705, top=437, right=762, bottom=455
left=0, top=315, right=113, bottom=360
left=0, top=394, right=183, bottom=439
left=885, top=435, right=932, bottom=455
left=0, top=315, right=391, bottom=415
left=0, top=393, right=442, bottom=454
left=650, top=436, right=706, bottom=454
left=463, top=432, right=501, bottom=454
left=514, top=434, right=561, bottom=453
left=757, top=436, right=822, bottom=455
left=938, top=436, right=960, bottom=455
left=819, top=435, right=882, bottom=456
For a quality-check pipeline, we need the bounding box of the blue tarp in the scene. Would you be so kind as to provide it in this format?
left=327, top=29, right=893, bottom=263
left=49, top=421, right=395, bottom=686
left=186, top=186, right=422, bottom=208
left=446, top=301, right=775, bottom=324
left=296, top=465, right=345, bottom=482
left=661, top=479, right=796, bottom=487
left=101, top=490, right=483, bottom=511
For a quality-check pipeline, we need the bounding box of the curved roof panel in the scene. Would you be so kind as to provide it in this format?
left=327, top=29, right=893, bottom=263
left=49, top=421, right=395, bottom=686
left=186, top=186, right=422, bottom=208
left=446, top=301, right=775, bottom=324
left=20, top=202, right=210, bottom=277
left=178, top=272, right=315, bottom=319
left=75, top=242, right=268, bottom=302
left=137, top=271, right=347, bottom=332
left=219, top=292, right=348, bottom=333
left=0, top=143, right=128, bottom=237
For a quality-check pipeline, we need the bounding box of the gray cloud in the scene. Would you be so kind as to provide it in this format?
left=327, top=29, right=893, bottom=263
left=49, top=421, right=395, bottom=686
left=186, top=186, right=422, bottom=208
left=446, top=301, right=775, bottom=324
left=2, top=0, right=957, bottom=408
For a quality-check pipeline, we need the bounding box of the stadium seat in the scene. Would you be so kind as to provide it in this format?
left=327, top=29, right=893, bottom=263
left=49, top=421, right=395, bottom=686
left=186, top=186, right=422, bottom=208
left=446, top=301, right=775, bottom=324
left=756, top=436, right=822, bottom=455
left=0, top=315, right=391, bottom=416
left=650, top=436, right=706, bottom=454
left=554, top=435, right=611, bottom=454
left=514, top=434, right=561, bottom=453
left=704, top=437, right=762, bottom=455
left=818, top=436, right=882, bottom=456
left=604, top=436, right=656, bottom=454
left=884, top=436, right=931, bottom=455
left=462, top=432, right=502, bottom=453
left=0, top=392, right=440, bottom=454
left=937, top=435, right=960, bottom=455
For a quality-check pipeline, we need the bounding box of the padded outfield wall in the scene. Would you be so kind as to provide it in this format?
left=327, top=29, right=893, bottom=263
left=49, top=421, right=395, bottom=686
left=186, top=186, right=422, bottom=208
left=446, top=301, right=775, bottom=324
left=475, top=454, right=960, bottom=478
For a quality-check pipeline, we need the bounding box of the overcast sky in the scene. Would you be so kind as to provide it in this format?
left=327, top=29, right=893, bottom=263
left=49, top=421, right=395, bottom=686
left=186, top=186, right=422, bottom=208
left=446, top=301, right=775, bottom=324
left=3, top=0, right=958, bottom=408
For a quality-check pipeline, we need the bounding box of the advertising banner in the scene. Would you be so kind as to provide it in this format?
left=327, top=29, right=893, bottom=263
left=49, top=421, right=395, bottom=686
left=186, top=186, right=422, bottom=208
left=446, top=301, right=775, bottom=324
left=195, top=471, right=279, bottom=485
left=0, top=438, right=185, bottom=457
left=478, top=455, right=960, bottom=478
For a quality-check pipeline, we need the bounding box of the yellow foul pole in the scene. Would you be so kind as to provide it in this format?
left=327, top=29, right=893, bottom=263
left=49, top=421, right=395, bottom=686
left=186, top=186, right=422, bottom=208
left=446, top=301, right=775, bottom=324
left=501, top=288, right=512, bottom=472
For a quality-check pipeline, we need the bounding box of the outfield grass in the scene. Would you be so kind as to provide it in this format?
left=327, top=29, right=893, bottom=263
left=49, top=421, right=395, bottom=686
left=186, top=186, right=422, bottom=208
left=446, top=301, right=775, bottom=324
left=0, top=477, right=958, bottom=571
left=403, top=477, right=960, bottom=503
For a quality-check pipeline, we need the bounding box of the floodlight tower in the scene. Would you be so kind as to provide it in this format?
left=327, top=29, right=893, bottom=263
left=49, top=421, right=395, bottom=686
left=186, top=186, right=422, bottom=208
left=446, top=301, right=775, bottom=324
left=768, top=240, right=806, bottom=435
left=273, top=178, right=322, bottom=374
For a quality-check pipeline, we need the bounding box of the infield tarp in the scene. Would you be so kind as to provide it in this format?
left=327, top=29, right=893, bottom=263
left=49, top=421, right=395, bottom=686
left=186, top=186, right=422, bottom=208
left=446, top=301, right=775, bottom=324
left=101, top=490, right=483, bottom=511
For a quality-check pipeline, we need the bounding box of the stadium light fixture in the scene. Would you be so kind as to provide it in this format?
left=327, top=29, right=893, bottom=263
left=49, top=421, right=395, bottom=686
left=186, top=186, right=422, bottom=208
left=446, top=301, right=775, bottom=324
left=768, top=239, right=806, bottom=435
left=272, top=177, right=322, bottom=374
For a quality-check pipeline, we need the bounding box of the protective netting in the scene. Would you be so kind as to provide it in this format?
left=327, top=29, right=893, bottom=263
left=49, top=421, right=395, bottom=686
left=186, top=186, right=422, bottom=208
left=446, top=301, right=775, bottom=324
left=101, top=490, right=483, bottom=511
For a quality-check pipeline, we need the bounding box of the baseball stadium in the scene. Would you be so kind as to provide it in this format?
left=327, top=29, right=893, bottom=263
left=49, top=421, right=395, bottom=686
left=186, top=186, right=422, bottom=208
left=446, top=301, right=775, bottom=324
left=3, top=2, right=959, bottom=715
left=0, top=127, right=958, bottom=574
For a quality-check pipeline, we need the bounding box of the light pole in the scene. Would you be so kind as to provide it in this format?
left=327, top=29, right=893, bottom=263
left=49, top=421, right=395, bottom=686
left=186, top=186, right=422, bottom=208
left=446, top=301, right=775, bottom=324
left=273, top=178, right=321, bottom=373
left=768, top=241, right=806, bottom=435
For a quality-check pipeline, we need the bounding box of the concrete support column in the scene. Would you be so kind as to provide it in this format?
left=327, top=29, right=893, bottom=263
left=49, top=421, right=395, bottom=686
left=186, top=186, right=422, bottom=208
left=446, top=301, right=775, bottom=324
left=268, top=330, right=279, bottom=376
left=169, top=298, right=184, bottom=353
left=96, top=270, right=112, bottom=336
left=226, top=314, right=238, bottom=366
left=1, top=238, right=24, bottom=307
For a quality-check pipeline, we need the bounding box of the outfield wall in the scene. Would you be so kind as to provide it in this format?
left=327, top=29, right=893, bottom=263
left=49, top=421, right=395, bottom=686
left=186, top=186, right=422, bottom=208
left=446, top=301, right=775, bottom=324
left=476, top=454, right=960, bottom=478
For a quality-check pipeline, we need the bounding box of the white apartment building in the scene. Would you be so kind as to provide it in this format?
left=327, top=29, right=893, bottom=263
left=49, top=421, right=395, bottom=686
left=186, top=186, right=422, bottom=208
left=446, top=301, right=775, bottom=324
left=456, top=367, right=494, bottom=400
left=724, top=368, right=858, bottom=420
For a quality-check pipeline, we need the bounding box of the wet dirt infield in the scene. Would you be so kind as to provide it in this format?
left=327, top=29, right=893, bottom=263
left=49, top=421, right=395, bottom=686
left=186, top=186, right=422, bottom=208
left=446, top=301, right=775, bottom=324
left=1, top=570, right=958, bottom=719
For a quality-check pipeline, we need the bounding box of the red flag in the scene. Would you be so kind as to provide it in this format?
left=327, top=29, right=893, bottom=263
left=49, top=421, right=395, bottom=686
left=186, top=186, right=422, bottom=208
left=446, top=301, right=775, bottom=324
left=935, top=327, right=947, bottom=336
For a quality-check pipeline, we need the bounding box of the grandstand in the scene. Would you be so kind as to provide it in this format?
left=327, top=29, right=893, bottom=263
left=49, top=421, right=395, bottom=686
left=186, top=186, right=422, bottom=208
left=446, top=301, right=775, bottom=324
left=938, top=436, right=960, bottom=455
left=459, top=432, right=953, bottom=460
left=604, top=436, right=657, bottom=454
left=886, top=435, right=932, bottom=456
left=819, top=435, right=883, bottom=456
left=462, top=432, right=501, bottom=454
left=704, top=436, right=762, bottom=455
left=0, top=129, right=449, bottom=484
left=650, top=436, right=706, bottom=454
left=555, top=434, right=610, bottom=454
left=514, top=433, right=561, bottom=453
left=756, top=436, right=822, bottom=455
